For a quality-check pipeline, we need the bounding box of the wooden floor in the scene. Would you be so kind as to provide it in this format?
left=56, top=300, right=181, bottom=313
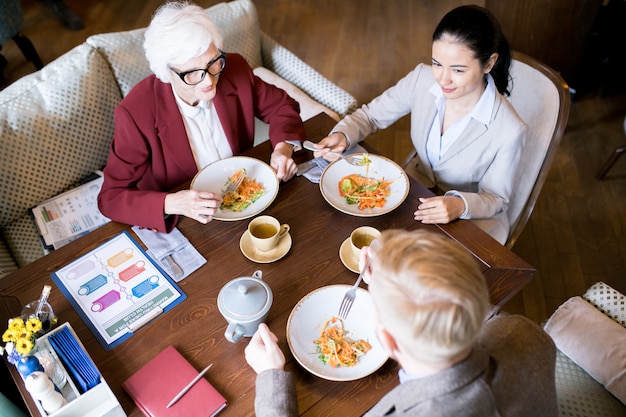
left=2, top=0, right=625, bottom=324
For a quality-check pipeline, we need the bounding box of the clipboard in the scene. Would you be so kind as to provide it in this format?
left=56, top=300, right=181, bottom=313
left=51, top=231, right=187, bottom=350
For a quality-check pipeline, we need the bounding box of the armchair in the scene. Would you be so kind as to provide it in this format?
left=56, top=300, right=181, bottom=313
left=545, top=282, right=626, bottom=416
left=504, top=52, right=571, bottom=248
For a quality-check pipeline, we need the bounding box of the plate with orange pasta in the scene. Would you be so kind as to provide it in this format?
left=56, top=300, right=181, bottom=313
left=191, top=156, right=279, bottom=221
left=287, top=285, right=388, bottom=381
left=319, top=154, right=409, bottom=217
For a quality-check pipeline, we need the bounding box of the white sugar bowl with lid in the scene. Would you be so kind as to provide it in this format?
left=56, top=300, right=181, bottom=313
left=217, top=270, right=273, bottom=343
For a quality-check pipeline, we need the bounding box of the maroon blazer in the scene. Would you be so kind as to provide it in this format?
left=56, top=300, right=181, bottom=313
left=98, top=53, right=305, bottom=232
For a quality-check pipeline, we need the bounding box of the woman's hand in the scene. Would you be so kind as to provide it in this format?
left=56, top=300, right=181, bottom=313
left=244, top=323, right=286, bottom=374
left=271, top=142, right=297, bottom=181
left=164, top=189, right=222, bottom=224
left=414, top=196, right=465, bottom=224
left=314, top=132, right=349, bottom=161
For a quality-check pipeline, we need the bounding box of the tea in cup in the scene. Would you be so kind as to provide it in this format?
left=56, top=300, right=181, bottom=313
left=349, top=226, right=381, bottom=259
left=248, top=215, right=290, bottom=252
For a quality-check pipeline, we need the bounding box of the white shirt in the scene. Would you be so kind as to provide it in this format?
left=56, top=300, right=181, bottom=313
left=173, top=89, right=232, bottom=170
left=426, top=75, right=496, bottom=218
left=426, top=74, right=496, bottom=166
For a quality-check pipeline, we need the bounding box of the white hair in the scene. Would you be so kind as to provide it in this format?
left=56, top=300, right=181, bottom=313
left=143, top=1, right=223, bottom=83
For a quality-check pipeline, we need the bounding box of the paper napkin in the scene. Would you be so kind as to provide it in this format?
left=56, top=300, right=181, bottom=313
left=132, top=226, right=206, bottom=282
left=302, top=144, right=369, bottom=183
left=48, top=326, right=101, bottom=393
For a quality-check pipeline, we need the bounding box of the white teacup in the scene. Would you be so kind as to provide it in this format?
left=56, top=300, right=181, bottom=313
left=349, top=226, right=381, bottom=259
left=248, top=215, right=290, bottom=252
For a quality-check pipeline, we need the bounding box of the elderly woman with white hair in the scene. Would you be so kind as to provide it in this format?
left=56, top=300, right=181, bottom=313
left=98, top=1, right=305, bottom=232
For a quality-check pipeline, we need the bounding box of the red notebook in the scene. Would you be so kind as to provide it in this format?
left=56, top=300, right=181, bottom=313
left=123, top=346, right=227, bottom=417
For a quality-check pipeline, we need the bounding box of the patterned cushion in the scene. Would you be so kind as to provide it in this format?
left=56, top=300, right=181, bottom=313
left=555, top=350, right=626, bottom=416
left=0, top=238, right=18, bottom=279
left=260, top=32, right=357, bottom=118
left=0, top=43, right=121, bottom=266
left=583, top=281, right=626, bottom=327
left=86, top=0, right=263, bottom=97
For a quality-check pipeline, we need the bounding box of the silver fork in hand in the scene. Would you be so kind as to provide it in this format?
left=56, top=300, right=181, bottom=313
left=337, top=239, right=379, bottom=320
left=222, top=169, right=245, bottom=196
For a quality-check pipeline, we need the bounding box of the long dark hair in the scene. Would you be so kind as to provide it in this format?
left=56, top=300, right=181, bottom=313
left=432, top=5, right=512, bottom=96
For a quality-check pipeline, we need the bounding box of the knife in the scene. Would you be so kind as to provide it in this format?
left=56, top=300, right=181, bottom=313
left=296, top=160, right=317, bottom=176
left=163, top=254, right=184, bottom=278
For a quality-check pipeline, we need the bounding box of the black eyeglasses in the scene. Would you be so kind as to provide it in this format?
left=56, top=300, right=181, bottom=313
left=169, top=51, right=227, bottom=85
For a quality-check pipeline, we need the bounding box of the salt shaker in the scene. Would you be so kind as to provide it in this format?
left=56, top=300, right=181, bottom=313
left=24, top=371, right=67, bottom=413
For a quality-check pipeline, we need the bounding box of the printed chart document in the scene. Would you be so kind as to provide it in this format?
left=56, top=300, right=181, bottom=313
left=51, top=231, right=186, bottom=350
left=31, top=174, right=110, bottom=250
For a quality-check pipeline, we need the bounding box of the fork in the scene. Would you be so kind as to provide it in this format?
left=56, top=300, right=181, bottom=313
left=337, top=270, right=365, bottom=320
left=222, top=169, right=245, bottom=196
left=337, top=239, right=379, bottom=320
left=302, top=140, right=364, bottom=166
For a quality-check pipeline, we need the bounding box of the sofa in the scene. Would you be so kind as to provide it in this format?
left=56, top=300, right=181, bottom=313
left=0, top=0, right=357, bottom=278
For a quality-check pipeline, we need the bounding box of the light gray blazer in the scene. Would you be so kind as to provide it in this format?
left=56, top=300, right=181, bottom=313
left=332, top=64, right=527, bottom=243
left=253, top=314, right=558, bottom=417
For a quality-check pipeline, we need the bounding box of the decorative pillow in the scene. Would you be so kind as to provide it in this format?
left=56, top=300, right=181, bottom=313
left=0, top=44, right=121, bottom=266
left=544, top=296, right=626, bottom=404
left=86, top=0, right=262, bottom=97
left=0, top=43, right=120, bottom=228
left=253, top=67, right=339, bottom=122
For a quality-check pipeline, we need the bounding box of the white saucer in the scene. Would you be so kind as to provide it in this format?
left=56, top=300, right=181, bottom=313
left=240, top=230, right=292, bottom=263
left=339, top=237, right=359, bottom=273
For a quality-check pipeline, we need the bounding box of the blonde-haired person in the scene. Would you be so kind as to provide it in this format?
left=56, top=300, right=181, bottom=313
left=98, top=1, right=305, bottom=232
left=244, top=229, right=558, bottom=417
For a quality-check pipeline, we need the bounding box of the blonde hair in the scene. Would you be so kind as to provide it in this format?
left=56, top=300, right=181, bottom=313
left=144, top=1, right=223, bottom=83
left=369, top=229, right=489, bottom=363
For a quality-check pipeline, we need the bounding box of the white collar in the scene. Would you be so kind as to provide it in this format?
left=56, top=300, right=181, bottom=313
left=428, top=73, right=496, bottom=126
left=172, top=86, right=212, bottom=118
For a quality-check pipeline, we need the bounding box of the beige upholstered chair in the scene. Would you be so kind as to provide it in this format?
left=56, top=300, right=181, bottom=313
left=546, top=282, right=626, bottom=416
left=504, top=52, right=570, bottom=248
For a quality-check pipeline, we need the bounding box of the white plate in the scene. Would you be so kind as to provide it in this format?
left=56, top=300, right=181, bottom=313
left=190, top=156, right=279, bottom=221
left=287, top=285, right=388, bottom=381
left=319, top=154, right=410, bottom=217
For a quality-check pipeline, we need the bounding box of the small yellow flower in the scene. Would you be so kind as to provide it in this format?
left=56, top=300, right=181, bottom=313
left=2, top=329, right=15, bottom=343
left=15, top=336, right=34, bottom=355
left=25, top=318, right=42, bottom=333
left=18, top=329, right=33, bottom=340
left=8, top=318, right=24, bottom=331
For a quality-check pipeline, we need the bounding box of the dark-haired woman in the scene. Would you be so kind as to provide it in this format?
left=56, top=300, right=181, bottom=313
left=315, top=5, right=526, bottom=244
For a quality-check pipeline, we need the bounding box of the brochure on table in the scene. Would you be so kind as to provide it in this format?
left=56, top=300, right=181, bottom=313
left=31, top=173, right=110, bottom=250
left=51, top=231, right=186, bottom=350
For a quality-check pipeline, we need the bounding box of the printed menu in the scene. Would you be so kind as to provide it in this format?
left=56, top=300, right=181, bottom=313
left=51, top=231, right=186, bottom=350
